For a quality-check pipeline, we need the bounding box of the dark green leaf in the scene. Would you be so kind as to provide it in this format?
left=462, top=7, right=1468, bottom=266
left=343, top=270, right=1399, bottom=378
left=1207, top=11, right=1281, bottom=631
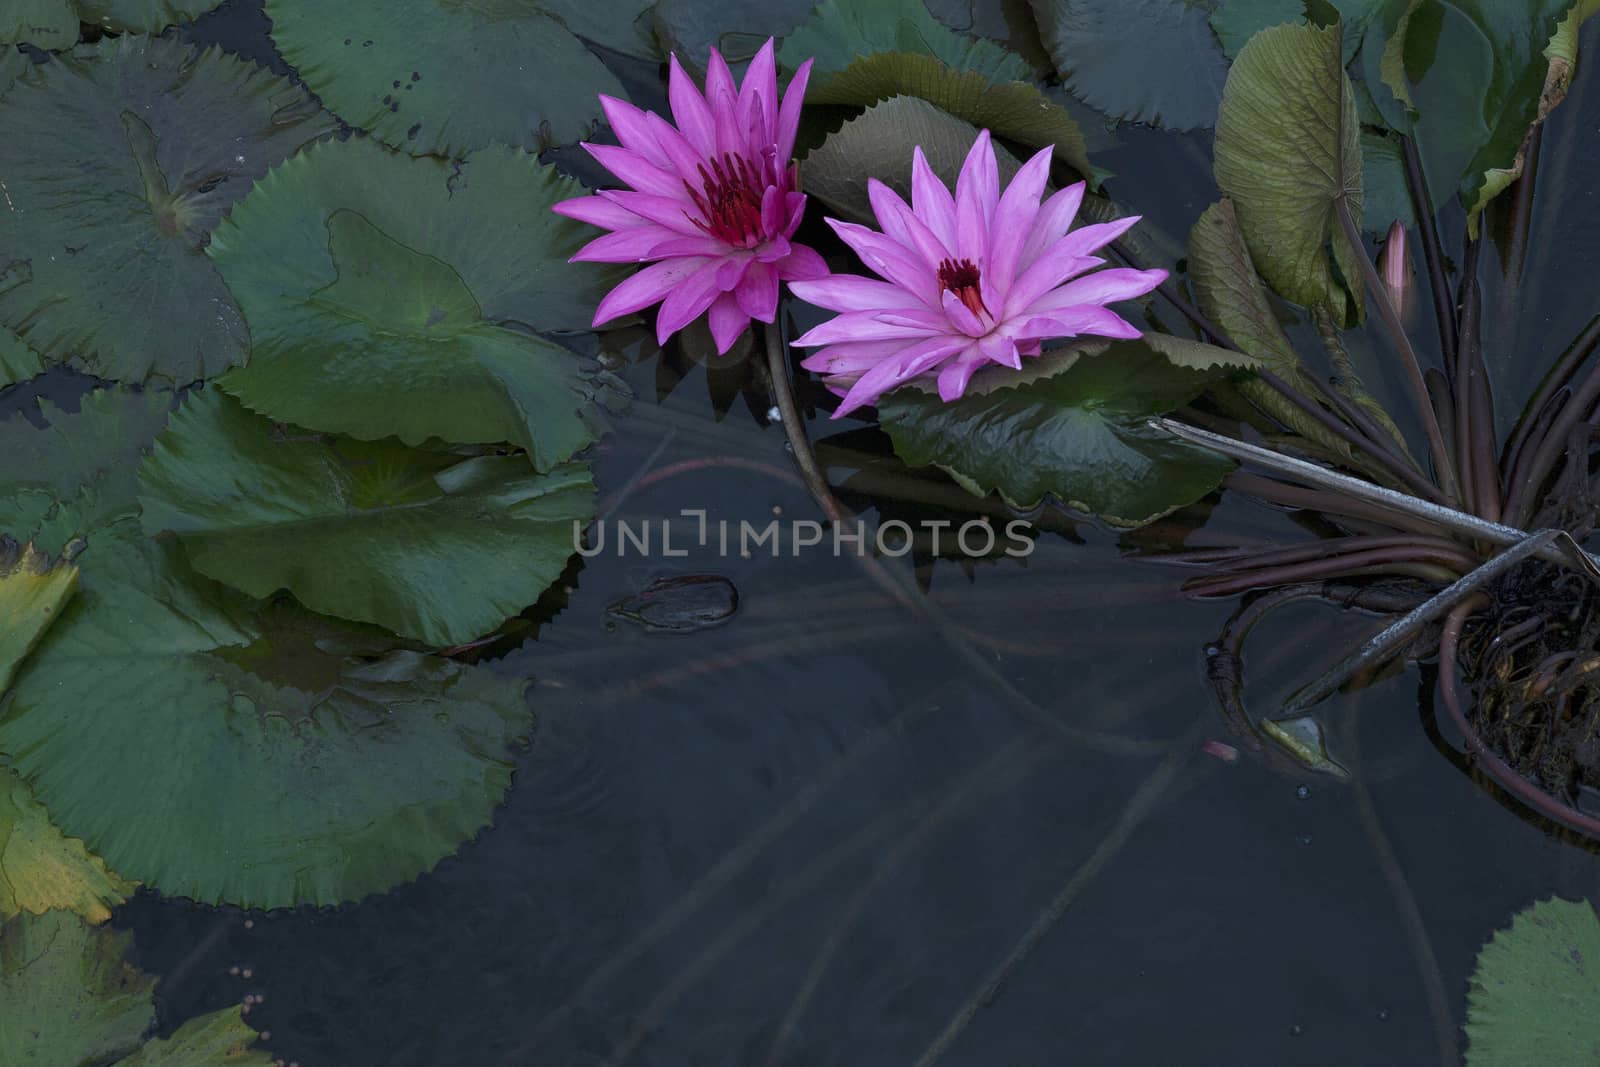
left=650, top=0, right=815, bottom=68
left=1210, top=0, right=1308, bottom=59
left=0, top=37, right=335, bottom=384
left=1214, top=21, right=1364, bottom=320
left=264, top=0, right=626, bottom=155
left=1186, top=199, right=1301, bottom=371
left=1361, top=129, right=1417, bottom=230
left=114, top=1007, right=275, bottom=1065
left=1, top=0, right=222, bottom=48
left=1029, top=0, right=1232, bottom=130
left=210, top=139, right=624, bottom=470
left=878, top=341, right=1236, bottom=525
left=799, top=51, right=1093, bottom=179
left=0, top=327, right=42, bottom=388
left=779, top=0, right=1035, bottom=89
left=802, top=95, right=1023, bottom=222
left=139, top=390, right=594, bottom=647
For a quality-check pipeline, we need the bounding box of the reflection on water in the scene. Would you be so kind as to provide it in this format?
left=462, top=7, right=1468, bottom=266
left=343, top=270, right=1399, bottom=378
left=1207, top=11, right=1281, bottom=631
left=86, top=5, right=1600, bottom=1066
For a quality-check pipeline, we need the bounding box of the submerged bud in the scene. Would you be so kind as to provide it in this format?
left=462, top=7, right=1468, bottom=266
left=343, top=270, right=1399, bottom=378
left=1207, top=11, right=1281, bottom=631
left=1378, top=220, right=1411, bottom=299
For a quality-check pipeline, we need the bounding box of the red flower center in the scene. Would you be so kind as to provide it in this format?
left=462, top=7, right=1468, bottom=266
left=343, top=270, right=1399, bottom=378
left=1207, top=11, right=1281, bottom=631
left=937, top=258, right=987, bottom=318
left=685, top=152, right=769, bottom=247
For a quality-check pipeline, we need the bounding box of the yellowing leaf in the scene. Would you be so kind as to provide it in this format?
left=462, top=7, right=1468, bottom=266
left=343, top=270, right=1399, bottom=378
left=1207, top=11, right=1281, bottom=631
left=0, top=536, right=77, bottom=694
left=0, top=767, right=132, bottom=924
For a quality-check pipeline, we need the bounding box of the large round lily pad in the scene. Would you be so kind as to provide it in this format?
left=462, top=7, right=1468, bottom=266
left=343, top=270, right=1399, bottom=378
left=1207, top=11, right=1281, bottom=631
left=140, top=389, right=593, bottom=647
left=264, top=0, right=626, bottom=156
left=0, top=36, right=335, bottom=384
left=0, top=389, right=537, bottom=909
left=211, top=138, right=622, bottom=470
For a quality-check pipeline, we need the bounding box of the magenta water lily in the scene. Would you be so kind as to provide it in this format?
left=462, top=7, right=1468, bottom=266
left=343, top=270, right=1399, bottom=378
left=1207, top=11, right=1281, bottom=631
left=788, top=130, right=1168, bottom=418
left=552, top=39, right=827, bottom=354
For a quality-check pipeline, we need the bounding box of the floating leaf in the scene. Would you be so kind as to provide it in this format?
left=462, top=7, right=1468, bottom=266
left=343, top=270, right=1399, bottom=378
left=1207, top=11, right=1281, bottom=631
left=0, top=45, right=29, bottom=93
left=1186, top=199, right=1300, bottom=372
left=1214, top=22, right=1364, bottom=321
left=799, top=51, right=1093, bottom=179
left=210, top=139, right=623, bottom=470
left=1142, top=332, right=1263, bottom=372
left=0, top=766, right=132, bottom=924
left=1030, top=0, right=1231, bottom=130
left=139, top=389, right=593, bottom=647
left=538, top=0, right=657, bottom=58
left=1356, top=0, right=1569, bottom=234
left=0, top=537, right=77, bottom=693
left=1465, top=897, right=1600, bottom=1065
left=0, top=36, right=335, bottom=384
left=0, top=327, right=43, bottom=388
left=802, top=95, right=1022, bottom=222
left=1261, top=714, right=1350, bottom=778
left=115, top=1007, right=275, bottom=1066
left=650, top=0, right=815, bottom=68
left=1211, top=0, right=1307, bottom=59
left=1361, top=129, right=1416, bottom=231
left=780, top=0, right=1034, bottom=89
left=265, top=0, right=626, bottom=156
left=0, top=911, right=155, bottom=1065
left=2, top=0, right=223, bottom=48
left=878, top=341, right=1237, bottom=525
left=0, top=392, right=536, bottom=909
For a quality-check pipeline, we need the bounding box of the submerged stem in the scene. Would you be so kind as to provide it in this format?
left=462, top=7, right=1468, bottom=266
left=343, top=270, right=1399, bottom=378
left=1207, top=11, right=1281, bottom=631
left=1400, top=135, right=1459, bottom=367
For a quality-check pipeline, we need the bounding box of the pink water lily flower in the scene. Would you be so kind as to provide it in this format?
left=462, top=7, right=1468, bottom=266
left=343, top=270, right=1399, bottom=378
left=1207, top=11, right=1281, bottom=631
left=789, top=130, right=1168, bottom=418
left=552, top=39, right=828, bottom=354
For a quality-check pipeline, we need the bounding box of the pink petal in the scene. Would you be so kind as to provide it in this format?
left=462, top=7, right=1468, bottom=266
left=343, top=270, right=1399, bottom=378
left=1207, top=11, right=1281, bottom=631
left=756, top=235, right=791, bottom=263
left=986, top=146, right=1052, bottom=296
left=936, top=344, right=988, bottom=402
left=1022, top=306, right=1145, bottom=341
left=1018, top=182, right=1086, bottom=270
left=801, top=338, right=929, bottom=374
left=597, top=189, right=702, bottom=236
left=552, top=195, right=642, bottom=229
left=644, top=111, right=710, bottom=182
left=826, top=218, right=940, bottom=306
left=832, top=336, right=972, bottom=418
left=669, top=54, right=717, bottom=157
left=776, top=242, right=829, bottom=281
left=783, top=187, right=807, bottom=236
left=911, top=146, right=958, bottom=252
left=940, top=289, right=986, bottom=337
left=656, top=257, right=725, bottom=342
left=716, top=254, right=752, bottom=292
left=776, top=59, right=813, bottom=165
left=704, top=48, right=743, bottom=157
left=979, top=332, right=1021, bottom=368
left=571, top=225, right=679, bottom=263
left=793, top=310, right=947, bottom=347
left=761, top=184, right=784, bottom=237
left=649, top=234, right=733, bottom=258
left=868, top=179, right=949, bottom=271
left=599, top=95, right=667, bottom=167
left=594, top=256, right=713, bottom=326
left=788, top=275, right=926, bottom=312
left=583, top=143, right=684, bottom=198
left=954, top=130, right=997, bottom=261
left=734, top=260, right=779, bottom=320
left=1022, top=268, right=1169, bottom=316
left=707, top=292, right=750, bottom=353
left=739, top=38, right=778, bottom=147
left=1004, top=251, right=1107, bottom=320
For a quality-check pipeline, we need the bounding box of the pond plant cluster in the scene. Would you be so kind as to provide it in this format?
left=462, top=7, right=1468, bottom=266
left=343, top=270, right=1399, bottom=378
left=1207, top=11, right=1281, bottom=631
left=3, top=0, right=1600, bottom=1061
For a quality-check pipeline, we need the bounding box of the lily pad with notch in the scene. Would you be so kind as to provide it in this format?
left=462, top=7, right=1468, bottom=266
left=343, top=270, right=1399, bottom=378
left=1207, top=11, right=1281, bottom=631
left=0, top=36, right=335, bottom=384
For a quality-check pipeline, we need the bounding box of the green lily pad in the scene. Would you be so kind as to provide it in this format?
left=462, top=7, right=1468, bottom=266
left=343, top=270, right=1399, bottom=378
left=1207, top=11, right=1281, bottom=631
left=0, top=36, right=335, bottom=385
left=264, top=0, right=626, bottom=156
left=649, top=0, right=815, bottom=68
left=0, top=327, right=43, bottom=388
left=0, top=537, right=77, bottom=694
left=878, top=341, right=1239, bottom=525
left=139, top=389, right=593, bottom=647
left=1361, top=129, right=1416, bottom=231
left=780, top=0, right=1035, bottom=89
left=1186, top=199, right=1300, bottom=372
left=1211, top=0, right=1308, bottom=58
left=1214, top=21, right=1364, bottom=321
left=0, top=390, right=537, bottom=909
left=115, top=1007, right=274, bottom=1066
left=210, top=139, right=623, bottom=470
left=1030, top=0, right=1232, bottom=130
left=0, top=45, right=29, bottom=94
left=0, top=766, right=133, bottom=924
left=0, top=910, right=155, bottom=1065
left=1356, top=0, right=1569, bottom=234
left=2, top=0, right=223, bottom=48
left=1, top=910, right=274, bottom=1064
left=802, top=95, right=1022, bottom=222
left=0, top=389, right=175, bottom=555
left=797, top=51, right=1093, bottom=180
left=1465, top=897, right=1600, bottom=1065
left=536, top=0, right=656, bottom=58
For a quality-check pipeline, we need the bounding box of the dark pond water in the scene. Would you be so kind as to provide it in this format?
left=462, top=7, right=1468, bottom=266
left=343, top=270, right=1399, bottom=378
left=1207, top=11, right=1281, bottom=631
left=24, top=3, right=1600, bottom=1065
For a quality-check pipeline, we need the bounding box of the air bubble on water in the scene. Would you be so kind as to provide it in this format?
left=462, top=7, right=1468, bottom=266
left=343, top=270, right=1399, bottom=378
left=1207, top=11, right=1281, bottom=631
left=1377, top=1008, right=1391, bottom=1022
left=1296, top=833, right=1312, bottom=847
left=765, top=406, right=780, bottom=421
left=1289, top=1024, right=1304, bottom=1037
left=1295, top=784, right=1310, bottom=800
